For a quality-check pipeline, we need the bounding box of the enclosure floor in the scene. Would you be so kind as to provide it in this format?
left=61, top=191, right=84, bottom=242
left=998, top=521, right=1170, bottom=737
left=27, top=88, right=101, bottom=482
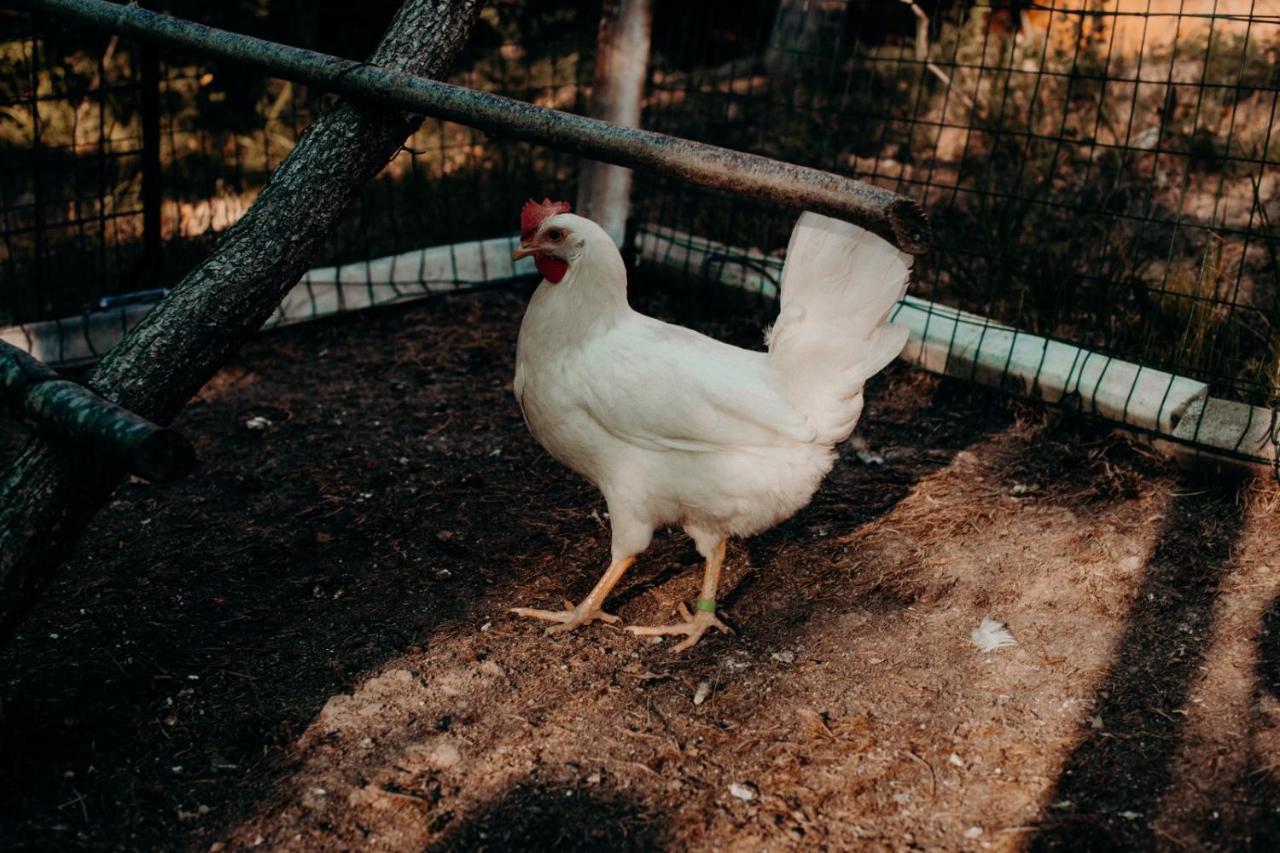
left=1, top=285, right=1278, bottom=852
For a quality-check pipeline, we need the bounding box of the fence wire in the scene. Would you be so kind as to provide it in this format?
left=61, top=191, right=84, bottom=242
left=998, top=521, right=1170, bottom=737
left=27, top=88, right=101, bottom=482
left=636, top=0, right=1280, bottom=465
left=2, top=1, right=1279, bottom=466
left=0, top=4, right=595, bottom=327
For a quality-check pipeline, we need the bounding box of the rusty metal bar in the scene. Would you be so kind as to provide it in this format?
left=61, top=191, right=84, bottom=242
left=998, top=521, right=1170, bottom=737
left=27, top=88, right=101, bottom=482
left=10, top=0, right=930, bottom=253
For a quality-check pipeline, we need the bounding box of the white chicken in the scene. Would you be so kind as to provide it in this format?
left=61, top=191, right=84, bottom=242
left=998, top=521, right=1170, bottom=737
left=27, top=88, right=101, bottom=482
left=510, top=198, right=912, bottom=651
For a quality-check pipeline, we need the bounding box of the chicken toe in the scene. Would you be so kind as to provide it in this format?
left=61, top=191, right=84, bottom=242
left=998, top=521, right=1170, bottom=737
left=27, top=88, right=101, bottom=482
left=509, top=555, right=634, bottom=636
left=510, top=602, right=620, bottom=633
left=628, top=602, right=733, bottom=652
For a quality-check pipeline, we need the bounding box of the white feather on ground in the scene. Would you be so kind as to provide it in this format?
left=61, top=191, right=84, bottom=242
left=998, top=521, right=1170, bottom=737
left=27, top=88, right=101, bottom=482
left=970, top=617, right=1017, bottom=652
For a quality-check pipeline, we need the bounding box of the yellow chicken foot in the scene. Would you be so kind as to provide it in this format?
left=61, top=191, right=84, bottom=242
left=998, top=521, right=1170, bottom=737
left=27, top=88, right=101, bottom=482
left=628, top=540, right=732, bottom=652
left=510, top=556, right=634, bottom=636
left=628, top=601, right=733, bottom=652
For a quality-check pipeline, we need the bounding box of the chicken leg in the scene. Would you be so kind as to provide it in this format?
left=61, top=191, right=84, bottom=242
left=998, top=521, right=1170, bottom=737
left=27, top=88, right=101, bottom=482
left=628, top=541, right=733, bottom=652
left=511, top=556, right=634, bottom=634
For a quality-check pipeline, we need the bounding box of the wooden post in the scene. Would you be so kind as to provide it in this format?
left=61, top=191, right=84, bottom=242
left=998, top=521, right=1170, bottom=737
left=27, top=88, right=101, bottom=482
left=576, top=0, right=652, bottom=247
left=138, top=41, right=163, bottom=286
left=764, top=0, right=848, bottom=85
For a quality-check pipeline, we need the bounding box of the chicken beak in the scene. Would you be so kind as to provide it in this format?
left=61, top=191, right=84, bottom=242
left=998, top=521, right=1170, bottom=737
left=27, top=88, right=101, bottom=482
left=512, top=244, right=536, bottom=261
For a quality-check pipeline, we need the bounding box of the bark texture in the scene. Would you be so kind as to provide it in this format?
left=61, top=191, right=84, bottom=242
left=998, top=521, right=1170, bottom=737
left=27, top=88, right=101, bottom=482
left=764, top=0, right=847, bottom=84
left=0, top=0, right=482, bottom=639
left=2, top=340, right=193, bottom=483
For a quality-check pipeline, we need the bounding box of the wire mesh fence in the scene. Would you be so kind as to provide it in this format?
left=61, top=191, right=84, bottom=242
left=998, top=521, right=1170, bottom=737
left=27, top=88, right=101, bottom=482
left=2, top=1, right=1279, bottom=466
left=0, top=3, right=595, bottom=327
left=636, top=0, right=1280, bottom=464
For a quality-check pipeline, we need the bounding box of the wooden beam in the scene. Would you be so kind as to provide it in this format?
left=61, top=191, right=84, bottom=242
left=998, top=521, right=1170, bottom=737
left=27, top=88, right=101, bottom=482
left=11, top=0, right=930, bottom=254
left=1, top=341, right=194, bottom=483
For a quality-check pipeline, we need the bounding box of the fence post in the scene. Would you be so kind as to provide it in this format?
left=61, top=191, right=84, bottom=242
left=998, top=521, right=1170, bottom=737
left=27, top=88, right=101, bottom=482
left=575, top=0, right=652, bottom=247
left=26, top=35, right=47, bottom=318
left=138, top=40, right=163, bottom=286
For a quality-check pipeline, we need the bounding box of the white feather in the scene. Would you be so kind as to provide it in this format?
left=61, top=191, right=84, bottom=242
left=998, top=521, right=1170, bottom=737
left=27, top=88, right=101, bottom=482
left=970, top=617, right=1017, bottom=652
left=768, top=212, right=913, bottom=444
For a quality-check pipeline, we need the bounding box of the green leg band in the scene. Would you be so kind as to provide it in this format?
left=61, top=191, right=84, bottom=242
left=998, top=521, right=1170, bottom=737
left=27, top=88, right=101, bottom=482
left=695, top=597, right=717, bottom=613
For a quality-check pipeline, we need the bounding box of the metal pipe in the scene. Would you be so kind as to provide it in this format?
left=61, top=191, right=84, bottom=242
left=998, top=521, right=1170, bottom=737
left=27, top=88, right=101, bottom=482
left=11, top=0, right=930, bottom=253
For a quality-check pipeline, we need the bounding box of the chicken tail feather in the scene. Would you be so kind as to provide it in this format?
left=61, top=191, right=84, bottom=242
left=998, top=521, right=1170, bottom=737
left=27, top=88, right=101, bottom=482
left=767, top=212, right=912, bottom=445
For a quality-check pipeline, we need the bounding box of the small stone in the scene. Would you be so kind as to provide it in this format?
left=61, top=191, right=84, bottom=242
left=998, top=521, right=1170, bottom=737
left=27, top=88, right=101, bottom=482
left=964, top=826, right=983, bottom=839
left=728, top=782, right=757, bottom=801
left=411, top=741, right=462, bottom=769
left=245, top=416, right=271, bottom=431
left=949, top=753, right=964, bottom=767
left=693, top=681, right=711, bottom=705
left=433, top=568, right=453, bottom=581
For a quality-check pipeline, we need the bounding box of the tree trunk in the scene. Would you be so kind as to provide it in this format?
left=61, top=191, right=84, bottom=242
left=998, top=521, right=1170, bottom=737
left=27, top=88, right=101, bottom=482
left=0, top=0, right=482, bottom=640
left=764, top=0, right=848, bottom=86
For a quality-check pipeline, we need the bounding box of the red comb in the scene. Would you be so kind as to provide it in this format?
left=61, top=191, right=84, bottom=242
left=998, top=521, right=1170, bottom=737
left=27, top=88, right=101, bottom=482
left=521, top=197, right=571, bottom=240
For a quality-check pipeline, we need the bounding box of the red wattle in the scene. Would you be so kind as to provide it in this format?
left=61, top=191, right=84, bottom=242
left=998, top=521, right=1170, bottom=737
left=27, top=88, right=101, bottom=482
left=535, top=256, right=569, bottom=283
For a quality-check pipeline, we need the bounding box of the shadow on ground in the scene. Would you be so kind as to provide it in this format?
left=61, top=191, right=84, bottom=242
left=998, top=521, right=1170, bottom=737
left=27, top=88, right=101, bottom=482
left=428, top=780, right=669, bottom=852
left=1030, top=481, right=1245, bottom=849
left=1244, top=592, right=1280, bottom=846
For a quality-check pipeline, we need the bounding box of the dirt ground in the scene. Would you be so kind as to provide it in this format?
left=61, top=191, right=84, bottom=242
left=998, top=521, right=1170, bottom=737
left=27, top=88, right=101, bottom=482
left=1, top=281, right=1278, bottom=851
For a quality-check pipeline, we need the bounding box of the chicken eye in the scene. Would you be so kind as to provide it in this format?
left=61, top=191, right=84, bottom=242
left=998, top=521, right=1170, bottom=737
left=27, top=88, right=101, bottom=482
left=546, top=228, right=564, bottom=242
